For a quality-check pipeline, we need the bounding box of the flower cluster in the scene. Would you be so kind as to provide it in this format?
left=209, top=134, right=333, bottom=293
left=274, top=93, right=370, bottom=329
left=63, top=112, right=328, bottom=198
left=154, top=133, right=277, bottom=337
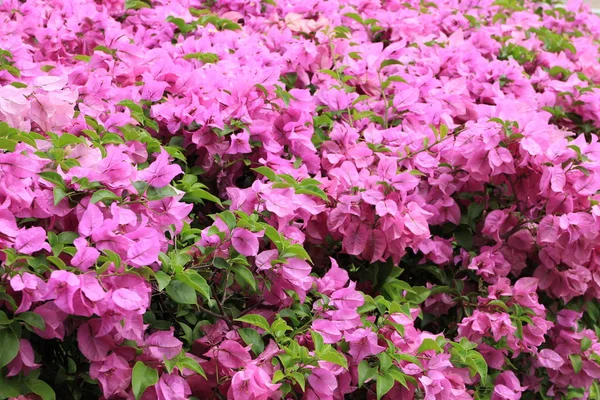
left=1, top=0, right=600, bottom=399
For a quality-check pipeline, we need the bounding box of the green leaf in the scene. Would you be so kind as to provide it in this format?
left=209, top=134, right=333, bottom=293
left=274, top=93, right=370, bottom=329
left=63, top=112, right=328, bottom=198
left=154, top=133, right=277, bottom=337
left=416, top=265, right=447, bottom=285
left=0, top=374, right=20, bottom=398
left=93, top=45, right=115, bottom=56
left=131, top=362, right=159, bottom=400
left=384, top=76, right=407, bottom=89
left=282, top=244, right=312, bottom=261
left=166, top=16, right=189, bottom=32
left=47, top=255, right=66, bottom=270
left=254, top=83, right=269, bottom=97
left=272, top=370, right=285, bottom=384
left=358, top=360, right=378, bottom=386
left=467, top=202, right=484, bottom=223
left=179, top=322, right=193, bottom=344
left=177, top=355, right=207, bottom=379
left=133, top=181, right=149, bottom=195
left=17, top=312, right=45, bottom=330
left=570, top=354, right=583, bottom=374
left=0, top=138, right=17, bottom=151
left=417, top=338, right=443, bottom=354
left=231, top=264, right=257, bottom=291
left=0, top=329, right=19, bottom=367
left=290, top=372, right=306, bottom=391
left=0, top=311, right=10, bottom=325
left=514, top=318, right=523, bottom=340
left=146, top=185, right=178, bottom=201
left=58, top=231, right=78, bottom=244
left=376, top=373, right=395, bottom=400
left=238, top=328, right=265, bottom=355
left=487, top=299, right=509, bottom=311
left=278, top=174, right=297, bottom=186
left=165, top=280, right=197, bottom=305
left=0, top=293, right=17, bottom=312
left=25, top=379, right=56, bottom=400
left=73, top=55, right=91, bottom=62
left=383, top=319, right=405, bottom=336
left=163, top=355, right=178, bottom=374
left=387, top=368, right=410, bottom=389
left=379, top=352, right=392, bottom=371
left=270, top=319, right=292, bottom=336
left=252, top=166, right=280, bottom=182
left=2, top=65, right=21, bottom=78
left=213, top=257, right=229, bottom=269
left=50, top=242, right=64, bottom=257
left=125, top=0, right=151, bottom=10
left=581, top=337, right=592, bottom=352
left=154, top=270, right=171, bottom=292
left=318, top=347, right=348, bottom=369
left=57, top=133, right=83, bottom=147
left=311, top=331, right=324, bottom=352
left=567, top=387, right=586, bottom=399
left=380, top=59, right=402, bottom=69
left=183, top=52, right=219, bottom=63
left=454, top=226, right=473, bottom=250
left=235, top=314, right=271, bottom=333
left=38, top=172, right=65, bottom=188
left=264, top=226, right=284, bottom=251
left=90, top=189, right=120, bottom=204
left=218, top=210, right=237, bottom=231
left=182, top=189, right=222, bottom=205
left=381, top=279, right=415, bottom=301
left=53, top=186, right=68, bottom=206
left=295, top=185, right=328, bottom=201
left=10, top=82, right=28, bottom=89
left=182, top=270, right=211, bottom=300
left=102, top=250, right=121, bottom=269
left=343, top=12, right=364, bottom=24
left=465, top=351, right=488, bottom=382
left=118, top=100, right=144, bottom=123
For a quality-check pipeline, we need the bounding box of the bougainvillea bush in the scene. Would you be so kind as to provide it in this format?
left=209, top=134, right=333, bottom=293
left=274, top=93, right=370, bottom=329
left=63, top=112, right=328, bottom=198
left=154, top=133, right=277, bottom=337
left=3, top=0, right=600, bottom=398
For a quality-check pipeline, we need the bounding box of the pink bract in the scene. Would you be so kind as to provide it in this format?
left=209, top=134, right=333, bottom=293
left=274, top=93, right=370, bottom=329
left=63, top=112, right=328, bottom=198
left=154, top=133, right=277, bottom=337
left=1, top=0, right=600, bottom=399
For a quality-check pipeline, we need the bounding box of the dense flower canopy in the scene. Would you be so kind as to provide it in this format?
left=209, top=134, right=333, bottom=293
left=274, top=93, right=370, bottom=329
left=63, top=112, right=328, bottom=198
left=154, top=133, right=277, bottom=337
left=1, top=0, right=600, bottom=398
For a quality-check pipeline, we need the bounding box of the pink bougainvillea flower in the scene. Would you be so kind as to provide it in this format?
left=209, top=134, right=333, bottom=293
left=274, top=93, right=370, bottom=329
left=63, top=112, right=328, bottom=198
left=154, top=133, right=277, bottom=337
left=312, top=319, right=342, bottom=344
left=344, top=328, right=385, bottom=362
left=10, top=273, right=46, bottom=313
left=538, top=349, right=565, bottom=370
left=6, top=339, right=40, bottom=377
left=228, top=364, right=281, bottom=400
left=89, top=353, right=132, bottom=398
left=1, top=0, right=600, bottom=398
left=137, top=149, right=183, bottom=188
left=78, top=202, right=104, bottom=238
left=156, top=373, right=192, bottom=400
left=492, top=371, right=526, bottom=400
left=44, top=271, right=80, bottom=314
left=111, top=288, right=146, bottom=313
left=231, top=228, right=261, bottom=257
left=213, top=340, right=252, bottom=370
left=307, top=368, right=337, bottom=399
left=71, top=237, right=100, bottom=271
left=14, top=227, right=50, bottom=255
left=77, top=320, right=114, bottom=362
left=146, top=329, right=183, bottom=361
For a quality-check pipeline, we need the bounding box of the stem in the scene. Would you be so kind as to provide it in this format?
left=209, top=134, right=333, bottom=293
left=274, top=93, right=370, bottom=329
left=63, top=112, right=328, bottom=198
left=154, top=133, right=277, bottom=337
left=397, top=127, right=462, bottom=163
left=214, top=295, right=234, bottom=330
left=198, top=305, right=230, bottom=321
left=239, top=299, right=264, bottom=316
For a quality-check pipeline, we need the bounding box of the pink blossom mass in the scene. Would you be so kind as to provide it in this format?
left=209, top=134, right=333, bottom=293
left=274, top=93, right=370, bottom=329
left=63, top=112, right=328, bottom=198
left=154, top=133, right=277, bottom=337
left=1, top=0, right=600, bottom=399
